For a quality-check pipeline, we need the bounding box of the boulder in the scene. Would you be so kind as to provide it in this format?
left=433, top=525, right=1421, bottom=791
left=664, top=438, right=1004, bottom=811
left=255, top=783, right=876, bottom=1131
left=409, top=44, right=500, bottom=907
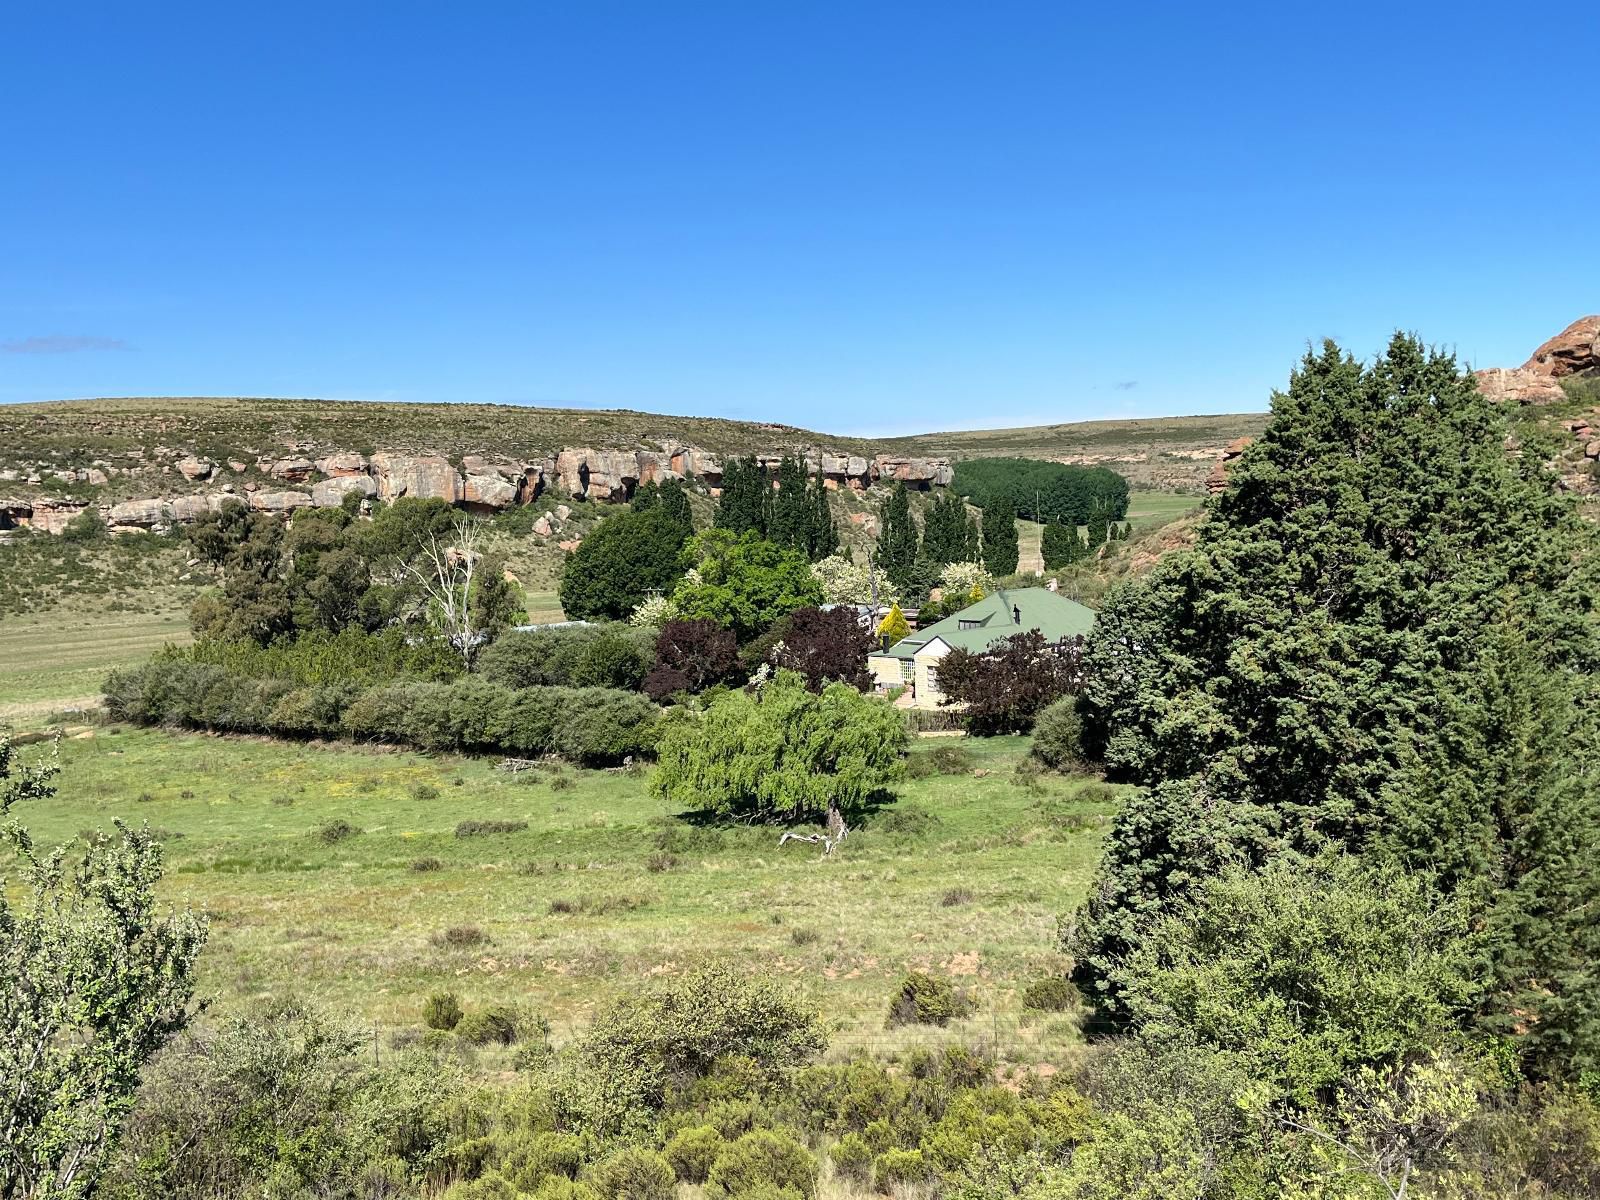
left=270, top=457, right=316, bottom=483
left=370, top=452, right=460, bottom=502
left=555, top=504, right=572, bottom=522
left=85, top=468, right=109, bottom=486
left=170, top=495, right=216, bottom=523
left=109, top=498, right=173, bottom=528
left=462, top=473, right=518, bottom=509
left=249, top=490, right=313, bottom=513
left=312, top=475, right=377, bottom=507
left=872, top=455, right=953, bottom=488
left=1525, top=315, right=1600, bottom=380
left=227, top=460, right=248, bottom=473
left=314, top=452, right=368, bottom=477
left=532, top=514, right=553, bottom=536
left=1474, top=366, right=1567, bottom=406
left=176, top=456, right=214, bottom=481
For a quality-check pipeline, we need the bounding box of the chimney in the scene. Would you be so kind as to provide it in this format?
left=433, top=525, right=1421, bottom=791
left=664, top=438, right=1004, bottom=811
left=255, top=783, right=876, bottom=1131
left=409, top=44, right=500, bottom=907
left=1012, top=604, right=1021, bottom=625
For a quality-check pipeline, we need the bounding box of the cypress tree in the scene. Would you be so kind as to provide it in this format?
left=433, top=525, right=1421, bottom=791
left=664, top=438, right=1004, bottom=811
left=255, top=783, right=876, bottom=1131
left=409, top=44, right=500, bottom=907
left=922, top=491, right=979, bottom=566
left=1041, top=521, right=1084, bottom=569
left=803, top=474, right=837, bottom=562
left=715, top=456, right=769, bottom=537
left=980, top=498, right=1018, bottom=577
left=877, top=482, right=919, bottom=586
left=658, top=478, right=693, bottom=538
left=769, top=456, right=809, bottom=552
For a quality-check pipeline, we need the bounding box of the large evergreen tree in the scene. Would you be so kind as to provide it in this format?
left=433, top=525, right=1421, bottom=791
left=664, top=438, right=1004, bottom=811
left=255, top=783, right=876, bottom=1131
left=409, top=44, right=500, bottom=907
left=802, top=474, right=838, bottom=562
left=980, top=498, right=1018, bottom=576
left=715, top=457, right=770, bottom=537
left=1041, top=521, right=1085, bottom=570
left=768, top=456, right=809, bottom=552
left=923, top=491, right=979, bottom=565
left=1068, top=334, right=1600, bottom=1079
left=877, top=482, right=919, bottom=586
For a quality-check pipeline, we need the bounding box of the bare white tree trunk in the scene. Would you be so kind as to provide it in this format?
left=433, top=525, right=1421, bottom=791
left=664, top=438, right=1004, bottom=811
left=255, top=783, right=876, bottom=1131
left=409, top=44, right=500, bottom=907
left=404, top=522, right=484, bottom=667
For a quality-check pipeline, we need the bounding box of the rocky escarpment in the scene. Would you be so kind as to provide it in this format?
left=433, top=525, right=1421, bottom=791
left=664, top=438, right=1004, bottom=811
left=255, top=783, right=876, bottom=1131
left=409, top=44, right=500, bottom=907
left=1475, top=315, right=1600, bottom=405
left=0, top=441, right=955, bottom=536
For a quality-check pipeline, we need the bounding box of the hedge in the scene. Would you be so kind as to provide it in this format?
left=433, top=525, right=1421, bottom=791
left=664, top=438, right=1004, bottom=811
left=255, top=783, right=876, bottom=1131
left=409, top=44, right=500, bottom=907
left=104, top=660, right=659, bottom=764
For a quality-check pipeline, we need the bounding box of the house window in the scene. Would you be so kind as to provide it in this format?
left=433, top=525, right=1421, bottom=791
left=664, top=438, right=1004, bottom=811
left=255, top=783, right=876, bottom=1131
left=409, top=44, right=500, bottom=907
left=958, top=619, right=980, bottom=630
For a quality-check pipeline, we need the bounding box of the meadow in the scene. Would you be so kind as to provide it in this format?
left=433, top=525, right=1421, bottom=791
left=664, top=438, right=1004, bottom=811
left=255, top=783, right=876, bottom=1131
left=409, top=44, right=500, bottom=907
left=29, top=725, right=1116, bottom=1066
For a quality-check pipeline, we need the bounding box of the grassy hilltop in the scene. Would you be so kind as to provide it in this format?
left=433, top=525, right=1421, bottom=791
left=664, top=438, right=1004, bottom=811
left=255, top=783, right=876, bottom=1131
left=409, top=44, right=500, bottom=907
left=0, top=395, right=1267, bottom=492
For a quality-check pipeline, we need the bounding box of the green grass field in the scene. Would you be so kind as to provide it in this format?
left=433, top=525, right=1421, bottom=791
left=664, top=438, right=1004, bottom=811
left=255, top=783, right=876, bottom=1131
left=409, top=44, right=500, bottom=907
left=1124, top=488, right=1204, bottom=531
left=0, top=609, right=191, bottom=722
left=25, top=727, right=1115, bottom=1064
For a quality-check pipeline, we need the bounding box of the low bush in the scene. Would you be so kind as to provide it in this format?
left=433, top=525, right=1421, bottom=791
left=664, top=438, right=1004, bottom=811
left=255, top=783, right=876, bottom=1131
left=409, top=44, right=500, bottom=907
left=829, top=1132, right=873, bottom=1186
left=1021, top=976, right=1081, bottom=1014
left=433, top=925, right=490, bottom=949
left=456, top=1004, right=522, bottom=1045
left=584, top=1147, right=675, bottom=1200
left=872, top=1147, right=928, bottom=1192
left=664, top=1125, right=726, bottom=1184
left=706, top=1129, right=817, bottom=1199
left=1031, top=696, right=1085, bottom=769
left=928, top=742, right=973, bottom=773
left=940, top=887, right=974, bottom=907
left=410, top=856, right=444, bottom=872
left=423, top=992, right=464, bottom=1031
left=456, top=819, right=529, bottom=837
left=317, top=819, right=360, bottom=844
left=886, top=973, right=973, bottom=1028
left=411, top=781, right=441, bottom=801
left=873, top=804, right=941, bottom=838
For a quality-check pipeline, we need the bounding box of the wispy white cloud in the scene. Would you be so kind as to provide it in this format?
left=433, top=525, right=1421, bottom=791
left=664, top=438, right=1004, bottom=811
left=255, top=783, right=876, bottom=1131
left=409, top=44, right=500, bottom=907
left=1112, top=380, right=1139, bottom=391
left=2, top=334, right=132, bottom=354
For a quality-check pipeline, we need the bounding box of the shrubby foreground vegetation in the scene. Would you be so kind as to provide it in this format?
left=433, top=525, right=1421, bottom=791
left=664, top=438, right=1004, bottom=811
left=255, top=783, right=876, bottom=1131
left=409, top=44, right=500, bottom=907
left=6, top=332, right=1600, bottom=1197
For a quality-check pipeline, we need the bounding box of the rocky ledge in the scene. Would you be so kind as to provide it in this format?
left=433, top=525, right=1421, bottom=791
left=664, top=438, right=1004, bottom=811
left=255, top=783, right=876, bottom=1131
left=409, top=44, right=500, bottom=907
left=0, top=442, right=953, bottom=535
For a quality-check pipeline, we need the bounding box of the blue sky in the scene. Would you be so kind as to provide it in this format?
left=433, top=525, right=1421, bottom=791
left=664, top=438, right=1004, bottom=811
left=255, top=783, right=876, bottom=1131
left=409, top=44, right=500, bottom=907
left=2, top=2, right=1594, bottom=433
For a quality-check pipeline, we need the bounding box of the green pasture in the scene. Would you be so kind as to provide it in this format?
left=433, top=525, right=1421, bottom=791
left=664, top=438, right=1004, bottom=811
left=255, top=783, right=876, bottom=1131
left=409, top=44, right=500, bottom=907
left=25, top=727, right=1116, bottom=1063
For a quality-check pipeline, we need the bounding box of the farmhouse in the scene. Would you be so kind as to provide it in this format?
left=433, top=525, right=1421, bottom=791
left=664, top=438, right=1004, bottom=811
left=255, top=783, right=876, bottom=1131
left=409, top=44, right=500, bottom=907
left=868, top=586, right=1095, bottom=708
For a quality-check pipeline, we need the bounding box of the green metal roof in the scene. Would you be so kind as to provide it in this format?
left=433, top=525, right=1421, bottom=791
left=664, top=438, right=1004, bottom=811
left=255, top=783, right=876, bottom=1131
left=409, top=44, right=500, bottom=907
left=876, top=587, right=1095, bottom=662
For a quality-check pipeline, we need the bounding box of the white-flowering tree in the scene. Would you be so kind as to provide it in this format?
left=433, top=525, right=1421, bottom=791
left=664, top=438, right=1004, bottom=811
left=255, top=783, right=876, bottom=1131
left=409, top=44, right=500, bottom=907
left=810, top=555, right=898, bottom=607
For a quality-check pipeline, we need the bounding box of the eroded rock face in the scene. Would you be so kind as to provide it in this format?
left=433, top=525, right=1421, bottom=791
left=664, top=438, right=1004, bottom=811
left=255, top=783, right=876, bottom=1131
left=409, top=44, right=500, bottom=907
left=312, top=475, right=377, bottom=507
left=1206, top=437, right=1254, bottom=495
left=370, top=453, right=460, bottom=502
left=250, top=490, right=313, bottom=513
left=1527, top=316, right=1600, bottom=380
left=109, top=498, right=173, bottom=528
left=462, top=473, right=519, bottom=509
left=872, top=455, right=954, bottom=488
left=1475, top=316, right=1600, bottom=404
left=315, top=452, right=368, bottom=477
left=1475, top=366, right=1567, bottom=406
left=31, top=500, right=86, bottom=535
left=170, top=494, right=227, bottom=523
left=271, top=458, right=316, bottom=483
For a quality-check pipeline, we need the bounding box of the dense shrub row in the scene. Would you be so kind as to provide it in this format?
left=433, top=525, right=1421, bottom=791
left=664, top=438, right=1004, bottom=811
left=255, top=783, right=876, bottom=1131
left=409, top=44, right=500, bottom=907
left=104, top=660, right=658, bottom=764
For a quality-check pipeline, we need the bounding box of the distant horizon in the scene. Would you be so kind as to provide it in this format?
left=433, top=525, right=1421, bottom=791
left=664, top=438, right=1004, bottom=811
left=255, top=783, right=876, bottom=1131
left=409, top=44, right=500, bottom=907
left=0, top=390, right=1271, bottom=444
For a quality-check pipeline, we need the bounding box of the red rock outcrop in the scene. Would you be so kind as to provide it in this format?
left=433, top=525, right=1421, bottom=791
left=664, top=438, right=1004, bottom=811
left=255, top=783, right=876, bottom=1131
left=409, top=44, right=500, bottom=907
left=1206, top=437, right=1253, bottom=495
left=1475, top=316, right=1600, bottom=404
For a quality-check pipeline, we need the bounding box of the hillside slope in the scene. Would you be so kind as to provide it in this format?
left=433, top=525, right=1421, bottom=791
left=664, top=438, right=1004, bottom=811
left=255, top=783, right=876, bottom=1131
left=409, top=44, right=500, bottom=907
left=0, top=396, right=1263, bottom=499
